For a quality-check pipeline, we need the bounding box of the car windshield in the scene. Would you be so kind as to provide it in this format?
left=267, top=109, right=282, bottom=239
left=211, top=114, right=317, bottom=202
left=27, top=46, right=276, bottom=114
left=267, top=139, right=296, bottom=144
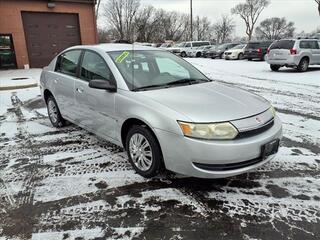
left=173, top=42, right=185, bottom=48
left=217, top=44, right=227, bottom=50
left=231, top=44, right=245, bottom=50
left=108, top=50, right=210, bottom=91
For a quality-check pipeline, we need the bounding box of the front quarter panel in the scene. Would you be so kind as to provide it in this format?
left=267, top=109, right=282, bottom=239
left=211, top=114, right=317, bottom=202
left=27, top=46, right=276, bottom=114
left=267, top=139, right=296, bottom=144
left=115, top=89, right=192, bottom=145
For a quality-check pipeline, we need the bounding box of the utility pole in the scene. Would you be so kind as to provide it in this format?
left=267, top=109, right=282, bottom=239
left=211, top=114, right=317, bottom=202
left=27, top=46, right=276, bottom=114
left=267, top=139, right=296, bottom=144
left=190, top=0, right=193, bottom=41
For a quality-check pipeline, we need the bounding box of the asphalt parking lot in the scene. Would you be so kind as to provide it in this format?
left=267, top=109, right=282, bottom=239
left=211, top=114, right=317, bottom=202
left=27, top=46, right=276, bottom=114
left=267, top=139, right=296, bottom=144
left=0, top=59, right=319, bottom=240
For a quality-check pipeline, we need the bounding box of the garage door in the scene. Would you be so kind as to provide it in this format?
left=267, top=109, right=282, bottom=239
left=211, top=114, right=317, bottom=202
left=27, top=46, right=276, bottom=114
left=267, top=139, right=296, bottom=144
left=22, top=12, right=81, bottom=68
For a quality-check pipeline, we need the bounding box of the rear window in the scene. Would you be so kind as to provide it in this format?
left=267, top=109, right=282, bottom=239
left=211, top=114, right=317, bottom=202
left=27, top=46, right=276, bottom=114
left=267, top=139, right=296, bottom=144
left=246, top=42, right=260, bottom=48
left=270, top=40, right=295, bottom=50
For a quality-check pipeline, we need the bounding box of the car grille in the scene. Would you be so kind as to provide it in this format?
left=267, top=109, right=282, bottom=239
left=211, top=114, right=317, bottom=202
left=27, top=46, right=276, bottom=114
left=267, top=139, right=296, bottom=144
left=193, top=157, right=264, bottom=172
left=236, top=119, right=274, bottom=139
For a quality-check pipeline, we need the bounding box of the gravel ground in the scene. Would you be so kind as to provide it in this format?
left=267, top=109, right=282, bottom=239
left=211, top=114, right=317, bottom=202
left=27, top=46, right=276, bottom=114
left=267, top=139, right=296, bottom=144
left=0, top=59, right=319, bottom=240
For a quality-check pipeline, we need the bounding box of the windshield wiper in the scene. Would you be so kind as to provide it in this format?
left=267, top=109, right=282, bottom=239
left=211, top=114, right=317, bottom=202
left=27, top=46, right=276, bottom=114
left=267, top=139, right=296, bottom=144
left=132, top=84, right=167, bottom=91
left=132, top=79, right=212, bottom=92
left=164, top=78, right=212, bottom=86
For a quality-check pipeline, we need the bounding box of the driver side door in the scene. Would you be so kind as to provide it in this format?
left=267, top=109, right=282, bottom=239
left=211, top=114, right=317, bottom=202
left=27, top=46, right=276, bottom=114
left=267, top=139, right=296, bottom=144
left=74, top=50, right=117, bottom=140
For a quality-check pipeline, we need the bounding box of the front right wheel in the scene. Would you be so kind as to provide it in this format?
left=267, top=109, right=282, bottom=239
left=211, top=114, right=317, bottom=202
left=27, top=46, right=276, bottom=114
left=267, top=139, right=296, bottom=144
left=126, top=125, right=163, bottom=178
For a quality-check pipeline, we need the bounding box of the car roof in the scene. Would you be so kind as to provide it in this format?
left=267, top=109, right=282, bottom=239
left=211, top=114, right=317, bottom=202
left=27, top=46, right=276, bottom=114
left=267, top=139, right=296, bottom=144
left=67, top=43, right=161, bottom=52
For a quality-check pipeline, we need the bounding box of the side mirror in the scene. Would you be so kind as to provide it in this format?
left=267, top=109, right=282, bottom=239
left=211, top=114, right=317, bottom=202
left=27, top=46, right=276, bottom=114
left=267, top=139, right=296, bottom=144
left=89, top=79, right=117, bottom=92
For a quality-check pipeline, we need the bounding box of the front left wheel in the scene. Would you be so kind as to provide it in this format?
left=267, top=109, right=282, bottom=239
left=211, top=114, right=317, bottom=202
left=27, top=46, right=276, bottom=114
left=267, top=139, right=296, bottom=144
left=126, top=125, right=163, bottom=178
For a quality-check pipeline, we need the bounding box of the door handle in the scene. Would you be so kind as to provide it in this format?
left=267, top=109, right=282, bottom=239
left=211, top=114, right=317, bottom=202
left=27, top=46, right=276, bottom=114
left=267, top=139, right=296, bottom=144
left=76, top=87, right=84, bottom=93
left=54, top=78, right=59, bottom=84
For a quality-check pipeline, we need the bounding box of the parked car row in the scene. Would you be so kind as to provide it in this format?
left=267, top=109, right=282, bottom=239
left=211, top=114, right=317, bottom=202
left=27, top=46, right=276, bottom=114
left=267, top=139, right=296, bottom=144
left=137, top=38, right=320, bottom=72
left=164, top=40, right=274, bottom=61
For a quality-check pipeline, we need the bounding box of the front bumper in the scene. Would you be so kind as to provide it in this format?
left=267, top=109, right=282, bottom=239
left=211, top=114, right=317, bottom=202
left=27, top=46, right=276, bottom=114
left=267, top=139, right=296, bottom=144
left=225, top=54, right=238, bottom=60
left=155, top=116, right=282, bottom=179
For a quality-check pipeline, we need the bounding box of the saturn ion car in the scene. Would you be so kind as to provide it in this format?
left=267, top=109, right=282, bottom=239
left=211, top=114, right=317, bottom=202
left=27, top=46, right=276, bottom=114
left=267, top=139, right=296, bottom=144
left=40, top=44, right=282, bottom=179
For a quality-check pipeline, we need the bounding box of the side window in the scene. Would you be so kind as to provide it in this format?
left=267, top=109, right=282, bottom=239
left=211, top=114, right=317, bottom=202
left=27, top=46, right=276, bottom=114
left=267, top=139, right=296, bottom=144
left=80, top=51, right=113, bottom=82
left=310, top=41, right=319, bottom=49
left=56, top=50, right=81, bottom=76
left=185, top=43, right=191, bottom=48
left=156, top=57, right=190, bottom=79
left=300, top=41, right=311, bottom=49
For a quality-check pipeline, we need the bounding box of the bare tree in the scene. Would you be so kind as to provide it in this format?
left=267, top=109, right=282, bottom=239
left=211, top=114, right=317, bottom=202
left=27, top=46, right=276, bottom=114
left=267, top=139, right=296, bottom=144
left=103, top=0, right=140, bottom=41
left=316, top=0, right=320, bottom=15
left=213, top=15, right=235, bottom=44
left=194, top=16, right=212, bottom=40
left=231, top=0, right=270, bottom=40
left=255, top=17, right=295, bottom=40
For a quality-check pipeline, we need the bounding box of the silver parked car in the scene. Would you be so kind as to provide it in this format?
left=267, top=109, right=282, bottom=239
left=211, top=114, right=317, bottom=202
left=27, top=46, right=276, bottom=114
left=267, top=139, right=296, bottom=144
left=40, top=44, right=282, bottom=179
left=267, top=39, right=320, bottom=72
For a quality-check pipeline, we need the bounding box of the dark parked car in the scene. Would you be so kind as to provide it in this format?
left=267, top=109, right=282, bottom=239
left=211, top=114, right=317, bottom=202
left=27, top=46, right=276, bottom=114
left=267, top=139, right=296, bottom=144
left=209, top=43, right=239, bottom=59
left=244, top=41, right=273, bottom=61
left=202, top=45, right=217, bottom=58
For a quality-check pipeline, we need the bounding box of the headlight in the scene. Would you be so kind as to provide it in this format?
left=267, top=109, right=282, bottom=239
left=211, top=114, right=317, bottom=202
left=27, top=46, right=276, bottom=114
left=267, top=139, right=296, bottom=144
left=270, top=106, right=276, bottom=117
left=178, top=121, right=238, bottom=140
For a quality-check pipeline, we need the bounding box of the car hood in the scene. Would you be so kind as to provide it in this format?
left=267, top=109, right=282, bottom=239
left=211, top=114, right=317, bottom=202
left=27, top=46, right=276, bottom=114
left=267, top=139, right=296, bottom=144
left=139, top=82, right=270, bottom=122
left=226, top=49, right=242, bottom=54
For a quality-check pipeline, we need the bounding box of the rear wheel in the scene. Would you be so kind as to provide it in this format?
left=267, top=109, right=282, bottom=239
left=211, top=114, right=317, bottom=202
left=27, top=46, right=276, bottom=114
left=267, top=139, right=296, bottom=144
left=46, top=96, right=66, bottom=128
left=181, top=52, right=187, bottom=58
left=297, top=58, right=309, bottom=72
left=196, top=52, right=201, bottom=58
left=270, top=65, right=281, bottom=72
left=126, top=125, right=163, bottom=178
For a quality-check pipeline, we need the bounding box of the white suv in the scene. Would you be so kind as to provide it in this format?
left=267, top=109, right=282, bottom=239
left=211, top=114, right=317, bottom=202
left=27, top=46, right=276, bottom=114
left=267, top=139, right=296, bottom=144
left=267, top=39, right=320, bottom=72
left=168, top=41, right=210, bottom=57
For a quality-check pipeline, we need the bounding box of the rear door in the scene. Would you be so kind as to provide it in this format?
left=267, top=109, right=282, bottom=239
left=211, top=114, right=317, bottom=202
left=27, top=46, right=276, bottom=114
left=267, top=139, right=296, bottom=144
left=309, top=41, right=320, bottom=64
left=74, top=50, right=117, bottom=139
left=268, top=40, right=295, bottom=60
left=53, top=49, right=82, bottom=120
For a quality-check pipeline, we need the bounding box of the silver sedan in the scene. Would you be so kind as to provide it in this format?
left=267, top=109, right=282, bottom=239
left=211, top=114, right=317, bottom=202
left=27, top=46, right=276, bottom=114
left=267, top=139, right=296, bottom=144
left=40, top=44, right=282, bottom=178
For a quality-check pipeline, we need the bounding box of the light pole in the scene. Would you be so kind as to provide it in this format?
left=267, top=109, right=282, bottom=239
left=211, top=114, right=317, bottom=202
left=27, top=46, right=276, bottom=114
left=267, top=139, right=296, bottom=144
left=190, top=0, right=193, bottom=41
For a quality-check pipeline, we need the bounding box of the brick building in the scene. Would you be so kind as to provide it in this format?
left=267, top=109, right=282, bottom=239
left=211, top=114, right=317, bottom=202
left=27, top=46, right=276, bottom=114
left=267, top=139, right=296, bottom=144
left=0, top=0, right=98, bottom=69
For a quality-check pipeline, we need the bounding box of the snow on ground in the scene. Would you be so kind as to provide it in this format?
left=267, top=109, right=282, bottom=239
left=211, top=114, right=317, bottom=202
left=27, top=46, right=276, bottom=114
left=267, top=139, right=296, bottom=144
left=0, top=69, right=41, bottom=89
left=0, top=60, right=319, bottom=240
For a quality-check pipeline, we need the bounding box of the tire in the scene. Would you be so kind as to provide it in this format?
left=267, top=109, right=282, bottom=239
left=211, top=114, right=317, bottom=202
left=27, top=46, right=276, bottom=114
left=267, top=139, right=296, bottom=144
left=219, top=53, right=224, bottom=59
left=125, top=125, right=163, bottom=178
left=238, top=53, right=244, bottom=60
left=46, top=95, right=66, bottom=128
left=196, top=52, right=201, bottom=58
left=248, top=58, right=252, bottom=61
left=181, top=52, right=187, bottom=58
left=297, top=58, right=309, bottom=72
left=270, top=65, right=281, bottom=72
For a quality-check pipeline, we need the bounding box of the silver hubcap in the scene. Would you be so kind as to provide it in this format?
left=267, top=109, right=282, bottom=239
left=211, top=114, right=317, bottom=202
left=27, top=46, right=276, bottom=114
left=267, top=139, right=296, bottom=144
left=302, top=61, right=308, bottom=71
left=129, top=133, right=153, bottom=171
left=48, top=100, right=58, bottom=123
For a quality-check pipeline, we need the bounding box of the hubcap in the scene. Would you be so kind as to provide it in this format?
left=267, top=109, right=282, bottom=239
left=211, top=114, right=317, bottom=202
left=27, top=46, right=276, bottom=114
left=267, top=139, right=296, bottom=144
left=302, top=60, right=308, bottom=71
left=48, top=100, right=58, bottom=123
left=129, top=133, right=153, bottom=171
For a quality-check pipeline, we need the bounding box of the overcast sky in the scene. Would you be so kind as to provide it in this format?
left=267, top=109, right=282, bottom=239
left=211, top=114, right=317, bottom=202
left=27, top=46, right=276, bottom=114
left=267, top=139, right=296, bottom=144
left=138, top=0, right=320, bottom=36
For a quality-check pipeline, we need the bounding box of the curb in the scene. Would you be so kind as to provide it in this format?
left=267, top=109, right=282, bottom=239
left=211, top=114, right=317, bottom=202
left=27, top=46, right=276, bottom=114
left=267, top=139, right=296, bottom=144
left=0, top=83, right=38, bottom=91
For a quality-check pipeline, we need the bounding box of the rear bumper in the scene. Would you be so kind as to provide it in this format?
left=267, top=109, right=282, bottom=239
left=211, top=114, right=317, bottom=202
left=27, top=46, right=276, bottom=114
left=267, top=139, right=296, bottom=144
left=244, top=52, right=263, bottom=59
left=155, top=116, right=282, bottom=179
left=267, top=55, right=300, bottom=66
